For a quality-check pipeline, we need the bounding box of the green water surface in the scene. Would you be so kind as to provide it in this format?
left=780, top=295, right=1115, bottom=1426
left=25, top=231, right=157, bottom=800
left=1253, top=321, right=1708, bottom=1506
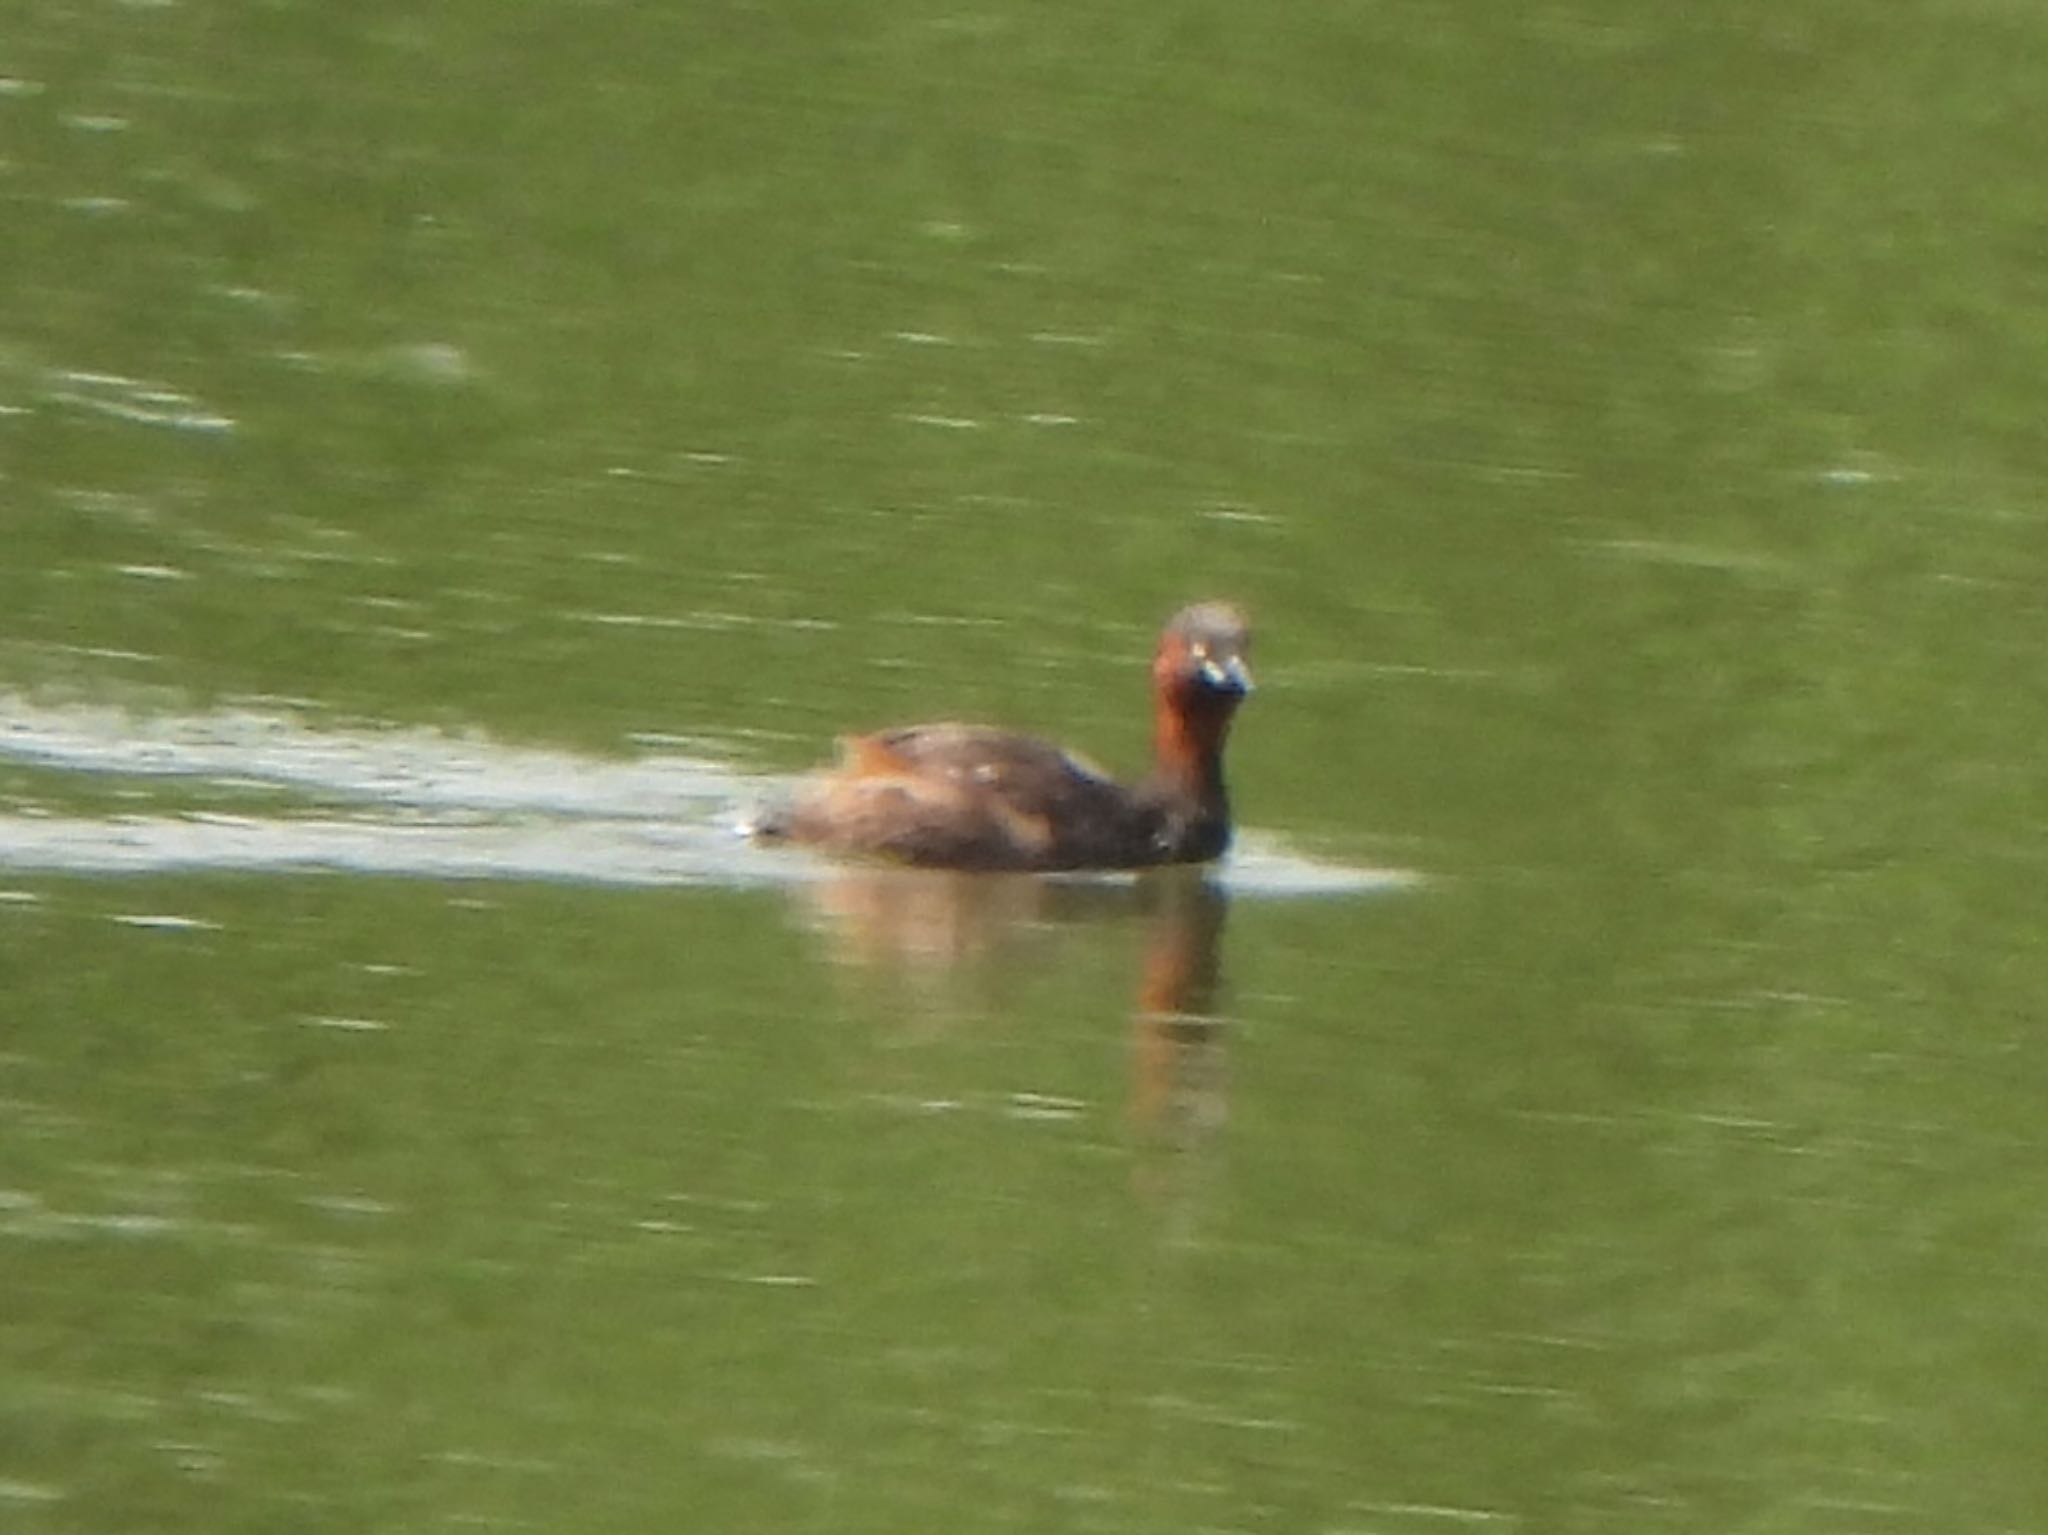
left=4, top=3, right=2046, bottom=1532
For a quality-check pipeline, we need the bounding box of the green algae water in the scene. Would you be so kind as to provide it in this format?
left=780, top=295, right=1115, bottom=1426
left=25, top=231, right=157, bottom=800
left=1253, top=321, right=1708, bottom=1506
left=4, top=4, right=2047, bottom=1531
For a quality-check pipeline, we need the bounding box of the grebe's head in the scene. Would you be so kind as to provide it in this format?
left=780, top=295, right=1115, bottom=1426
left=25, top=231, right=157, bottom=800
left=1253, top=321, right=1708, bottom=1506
left=1153, top=601, right=1253, bottom=705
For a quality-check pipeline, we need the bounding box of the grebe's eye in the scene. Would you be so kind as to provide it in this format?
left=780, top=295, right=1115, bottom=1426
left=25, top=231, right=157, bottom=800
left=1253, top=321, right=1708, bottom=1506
left=1197, top=653, right=1253, bottom=695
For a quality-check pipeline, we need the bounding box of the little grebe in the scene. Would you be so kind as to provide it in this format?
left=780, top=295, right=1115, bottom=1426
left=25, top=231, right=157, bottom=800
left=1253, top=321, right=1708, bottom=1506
left=754, top=602, right=1253, bottom=870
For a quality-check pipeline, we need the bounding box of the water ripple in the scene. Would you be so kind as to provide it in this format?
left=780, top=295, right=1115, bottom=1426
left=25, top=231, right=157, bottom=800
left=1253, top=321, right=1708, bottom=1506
left=41, top=369, right=234, bottom=433
left=0, top=695, right=1412, bottom=895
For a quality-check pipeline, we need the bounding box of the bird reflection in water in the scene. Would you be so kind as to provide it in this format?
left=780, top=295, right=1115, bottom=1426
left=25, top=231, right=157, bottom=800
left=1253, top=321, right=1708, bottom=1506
left=785, top=862, right=1233, bottom=1191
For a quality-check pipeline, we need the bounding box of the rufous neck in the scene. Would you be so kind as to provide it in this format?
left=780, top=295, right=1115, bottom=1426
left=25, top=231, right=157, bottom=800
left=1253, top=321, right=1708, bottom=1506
left=1151, top=688, right=1234, bottom=802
